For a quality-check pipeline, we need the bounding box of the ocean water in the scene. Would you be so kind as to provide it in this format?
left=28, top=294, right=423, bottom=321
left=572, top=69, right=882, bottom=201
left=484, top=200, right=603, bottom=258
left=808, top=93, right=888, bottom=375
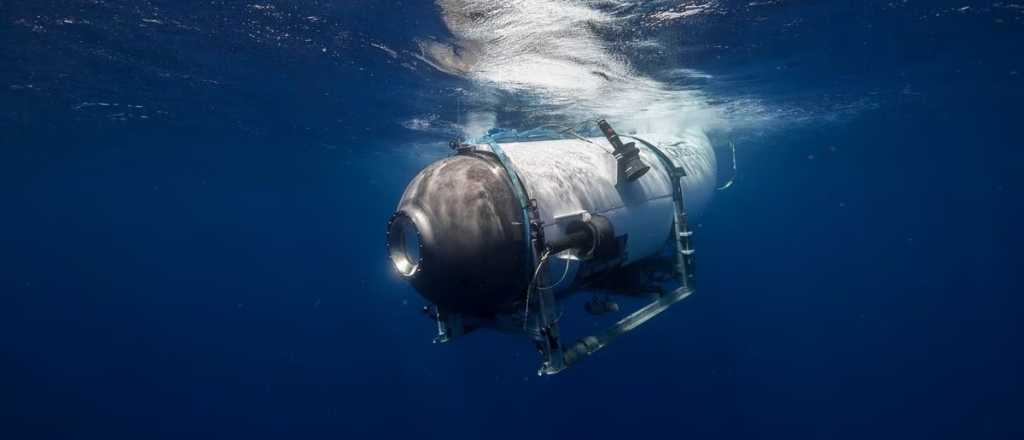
left=2, top=1, right=1022, bottom=438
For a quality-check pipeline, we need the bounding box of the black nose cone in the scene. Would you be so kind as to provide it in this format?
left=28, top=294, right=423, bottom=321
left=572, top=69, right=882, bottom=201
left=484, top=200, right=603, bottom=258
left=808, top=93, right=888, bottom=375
left=388, top=153, right=529, bottom=314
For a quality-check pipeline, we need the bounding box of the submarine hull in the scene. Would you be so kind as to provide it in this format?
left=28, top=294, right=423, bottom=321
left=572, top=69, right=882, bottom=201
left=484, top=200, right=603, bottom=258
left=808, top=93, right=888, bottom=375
left=388, top=129, right=716, bottom=314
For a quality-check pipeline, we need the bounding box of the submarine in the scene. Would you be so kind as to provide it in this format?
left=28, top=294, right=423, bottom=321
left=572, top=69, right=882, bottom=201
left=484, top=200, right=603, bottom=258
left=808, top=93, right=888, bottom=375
left=387, top=120, right=717, bottom=375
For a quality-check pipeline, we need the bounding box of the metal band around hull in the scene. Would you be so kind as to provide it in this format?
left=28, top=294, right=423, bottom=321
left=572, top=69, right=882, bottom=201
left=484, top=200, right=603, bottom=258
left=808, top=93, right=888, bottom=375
left=483, top=141, right=538, bottom=281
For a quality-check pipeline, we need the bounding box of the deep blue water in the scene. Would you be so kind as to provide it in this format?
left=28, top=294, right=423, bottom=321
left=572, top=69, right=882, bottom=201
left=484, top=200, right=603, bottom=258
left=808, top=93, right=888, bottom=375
left=2, top=1, right=1022, bottom=438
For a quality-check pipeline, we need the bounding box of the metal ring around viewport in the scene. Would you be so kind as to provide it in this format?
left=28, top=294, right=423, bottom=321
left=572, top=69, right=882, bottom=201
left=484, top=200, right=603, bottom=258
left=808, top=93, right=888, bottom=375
left=387, top=212, right=422, bottom=277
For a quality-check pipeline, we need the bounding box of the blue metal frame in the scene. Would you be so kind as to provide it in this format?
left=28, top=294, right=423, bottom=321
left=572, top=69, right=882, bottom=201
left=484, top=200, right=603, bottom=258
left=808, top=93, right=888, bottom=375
left=482, top=140, right=537, bottom=281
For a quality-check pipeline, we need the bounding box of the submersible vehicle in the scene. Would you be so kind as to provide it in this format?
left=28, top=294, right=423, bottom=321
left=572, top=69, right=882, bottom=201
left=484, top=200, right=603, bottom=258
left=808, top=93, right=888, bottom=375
left=387, top=120, right=717, bottom=375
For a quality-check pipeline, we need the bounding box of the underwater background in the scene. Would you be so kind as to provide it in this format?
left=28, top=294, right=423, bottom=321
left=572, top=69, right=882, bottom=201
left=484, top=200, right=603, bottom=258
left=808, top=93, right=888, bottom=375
left=2, top=0, right=1022, bottom=438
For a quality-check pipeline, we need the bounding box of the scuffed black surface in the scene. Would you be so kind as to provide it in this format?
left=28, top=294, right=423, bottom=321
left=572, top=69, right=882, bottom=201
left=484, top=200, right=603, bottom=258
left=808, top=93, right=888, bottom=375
left=393, top=152, right=528, bottom=314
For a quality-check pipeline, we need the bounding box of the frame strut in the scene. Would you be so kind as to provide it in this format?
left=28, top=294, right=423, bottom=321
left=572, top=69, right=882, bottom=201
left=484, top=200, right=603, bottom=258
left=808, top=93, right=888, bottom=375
left=483, top=141, right=566, bottom=375
left=559, top=134, right=698, bottom=370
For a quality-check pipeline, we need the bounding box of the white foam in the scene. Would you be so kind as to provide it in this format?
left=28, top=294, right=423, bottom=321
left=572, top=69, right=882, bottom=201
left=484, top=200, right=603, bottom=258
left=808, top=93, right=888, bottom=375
left=423, top=0, right=727, bottom=138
